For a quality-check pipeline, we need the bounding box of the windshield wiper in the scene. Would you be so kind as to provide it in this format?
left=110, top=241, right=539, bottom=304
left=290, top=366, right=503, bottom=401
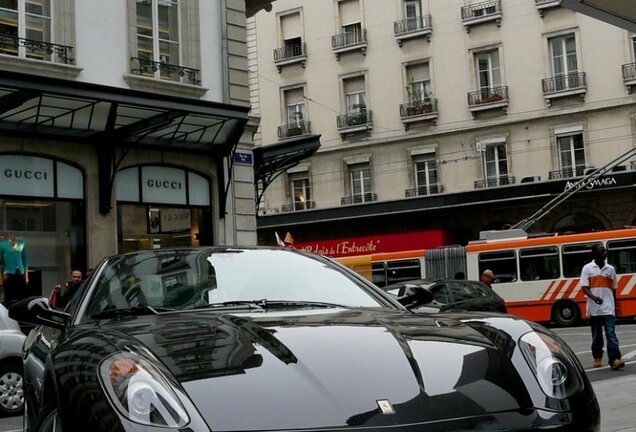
left=193, top=299, right=347, bottom=311
left=90, top=305, right=175, bottom=320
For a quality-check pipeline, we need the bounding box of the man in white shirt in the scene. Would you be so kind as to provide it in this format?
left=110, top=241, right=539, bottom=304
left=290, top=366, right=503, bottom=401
left=580, top=243, right=625, bottom=370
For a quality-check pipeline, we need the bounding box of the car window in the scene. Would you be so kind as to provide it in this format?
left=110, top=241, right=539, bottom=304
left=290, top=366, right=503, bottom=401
left=429, top=283, right=452, bottom=304
left=467, top=282, right=491, bottom=298
left=447, top=282, right=473, bottom=302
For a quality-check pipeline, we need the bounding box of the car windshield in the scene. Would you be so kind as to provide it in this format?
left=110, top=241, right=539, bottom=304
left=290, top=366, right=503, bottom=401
left=82, top=248, right=384, bottom=318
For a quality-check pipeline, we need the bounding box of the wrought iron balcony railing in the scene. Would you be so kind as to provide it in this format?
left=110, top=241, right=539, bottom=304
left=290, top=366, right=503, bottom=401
left=400, top=98, right=438, bottom=118
left=277, top=121, right=311, bottom=139
left=274, top=42, right=307, bottom=62
left=467, top=86, right=509, bottom=107
left=542, top=72, right=586, bottom=94
left=461, top=0, right=502, bottom=30
left=394, top=14, right=432, bottom=37
left=337, top=110, right=373, bottom=128
left=332, top=29, right=367, bottom=50
left=548, top=167, right=588, bottom=179
left=130, top=57, right=201, bottom=85
left=341, top=193, right=377, bottom=206
left=0, top=34, right=74, bottom=64
left=281, top=201, right=316, bottom=212
left=622, top=62, right=636, bottom=81
left=474, top=176, right=515, bottom=189
left=405, top=184, right=442, bottom=197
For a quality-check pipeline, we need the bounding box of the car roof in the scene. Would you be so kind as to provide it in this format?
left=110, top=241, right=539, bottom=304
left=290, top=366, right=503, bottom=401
left=383, top=278, right=488, bottom=290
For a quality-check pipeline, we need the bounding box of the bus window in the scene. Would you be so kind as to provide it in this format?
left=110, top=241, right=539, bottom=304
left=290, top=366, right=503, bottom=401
left=562, top=242, right=602, bottom=278
left=478, top=251, right=517, bottom=283
left=519, top=247, right=560, bottom=281
left=372, top=262, right=387, bottom=287
left=386, top=259, right=421, bottom=286
left=607, top=239, right=636, bottom=274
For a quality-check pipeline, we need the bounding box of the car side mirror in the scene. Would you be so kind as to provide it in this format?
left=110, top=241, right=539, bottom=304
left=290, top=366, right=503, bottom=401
left=397, top=285, right=434, bottom=309
left=9, top=296, right=70, bottom=330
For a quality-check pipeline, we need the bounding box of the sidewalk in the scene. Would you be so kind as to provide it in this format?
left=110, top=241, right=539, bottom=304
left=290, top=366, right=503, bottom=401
left=594, top=374, right=636, bottom=432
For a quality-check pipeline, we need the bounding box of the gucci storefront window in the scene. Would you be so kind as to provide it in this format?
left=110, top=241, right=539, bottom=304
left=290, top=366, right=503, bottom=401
left=0, top=155, right=86, bottom=301
left=115, top=166, right=213, bottom=253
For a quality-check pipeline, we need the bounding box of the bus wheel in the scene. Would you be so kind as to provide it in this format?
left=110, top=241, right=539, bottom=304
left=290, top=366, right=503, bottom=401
left=552, top=301, right=580, bottom=327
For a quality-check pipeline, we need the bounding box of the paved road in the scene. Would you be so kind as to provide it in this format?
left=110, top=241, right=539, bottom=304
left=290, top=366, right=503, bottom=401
left=2, top=322, right=636, bottom=431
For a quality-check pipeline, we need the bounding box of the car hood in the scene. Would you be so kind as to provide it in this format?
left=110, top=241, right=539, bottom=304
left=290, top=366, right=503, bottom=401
left=107, top=308, right=532, bottom=431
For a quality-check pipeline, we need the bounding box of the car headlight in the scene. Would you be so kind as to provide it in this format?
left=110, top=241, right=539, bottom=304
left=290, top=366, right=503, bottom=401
left=98, top=352, right=189, bottom=428
left=519, top=331, right=583, bottom=399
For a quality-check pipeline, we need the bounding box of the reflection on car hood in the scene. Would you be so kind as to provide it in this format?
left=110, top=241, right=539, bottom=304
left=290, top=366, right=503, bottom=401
left=110, top=308, right=532, bottom=431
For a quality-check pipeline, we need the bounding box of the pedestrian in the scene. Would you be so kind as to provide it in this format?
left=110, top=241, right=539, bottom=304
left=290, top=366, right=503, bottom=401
left=480, top=269, right=494, bottom=287
left=581, top=243, right=625, bottom=370
left=0, top=232, right=29, bottom=308
left=454, top=271, right=466, bottom=280
left=50, top=269, right=83, bottom=309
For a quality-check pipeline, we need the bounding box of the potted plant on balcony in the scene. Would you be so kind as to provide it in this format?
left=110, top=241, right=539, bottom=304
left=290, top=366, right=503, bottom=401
left=348, top=105, right=367, bottom=125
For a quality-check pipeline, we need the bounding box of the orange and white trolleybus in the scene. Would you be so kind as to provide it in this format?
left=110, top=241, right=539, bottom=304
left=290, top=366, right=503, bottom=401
left=466, top=228, right=636, bottom=326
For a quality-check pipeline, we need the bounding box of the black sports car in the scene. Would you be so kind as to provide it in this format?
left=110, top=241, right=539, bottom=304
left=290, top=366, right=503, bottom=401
left=11, top=247, right=599, bottom=431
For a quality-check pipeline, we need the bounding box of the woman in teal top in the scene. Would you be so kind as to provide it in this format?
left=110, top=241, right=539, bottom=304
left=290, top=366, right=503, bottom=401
left=0, top=232, right=29, bottom=307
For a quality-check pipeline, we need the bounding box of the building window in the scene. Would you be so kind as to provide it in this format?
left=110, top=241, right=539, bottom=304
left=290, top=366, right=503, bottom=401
left=414, top=155, right=438, bottom=194
left=135, top=0, right=181, bottom=80
left=404, top=0, right=423, bottom=18
left=476, top=49, right=501, bottom=93
left=290, top=175, right=311, bottom=210
left=482, top=140, right=509, bottom=184
left=549, top=34, right=579, bottom=88
left=285, top=89, right=305, bottom=125
left=406, top=62, right=431, bottom=102
left=350, top=163, right=371, bottom=198
left=0, top=0, right=54, bottom=60
left=557, top=133, right=585, bottom=176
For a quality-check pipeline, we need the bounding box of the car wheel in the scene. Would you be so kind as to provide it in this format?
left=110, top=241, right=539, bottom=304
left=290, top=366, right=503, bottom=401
left=0, top=363, right=24, bottom=416
left=552, top=301, right=580, bottom=327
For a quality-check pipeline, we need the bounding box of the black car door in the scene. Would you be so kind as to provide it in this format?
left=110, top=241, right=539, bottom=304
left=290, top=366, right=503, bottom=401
left=465, top=281, right=500, bottom=311
left=446, top=281, right=474, bottom=311
left=427, top=283, right=454, bottom=310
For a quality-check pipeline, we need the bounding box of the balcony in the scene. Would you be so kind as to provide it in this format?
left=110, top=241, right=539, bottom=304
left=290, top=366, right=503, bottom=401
left=336, top=110, right=373, bottom=138
left=273, top=42, right=307, bottom=72
left=535, top=0, right=562, bottom=17
left=277, top=121, right=311, bottom=140
left=0, top=34, right=74, bottom=64
left=400, top=98, right=438, bottom=128
left=341, top=193, right=377, bottom=206
left=405, top=184, right=443, bottom=197
left=331, top=29, right=367, bottom=60
left=622, top=62, right=636, bottom=93
left=281, top=201, right=316, bottom=213
left=548, top=167, right=590, bottom=180
left=130, top=57, right=201, bottom=85
left=467, top=86, right=509, bottom=116
left=542, top=72, right=586, bottom=106
left=474, top=176, right=515, bottom=189
left=394, top=15, right=432, bottom=46
left=461, top=1, right=502, bottom=33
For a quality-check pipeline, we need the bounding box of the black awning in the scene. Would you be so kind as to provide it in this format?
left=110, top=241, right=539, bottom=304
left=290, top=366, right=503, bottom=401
left=253, top=134, right=321, bottom=208
left=0, top=71, right=249, bottom=215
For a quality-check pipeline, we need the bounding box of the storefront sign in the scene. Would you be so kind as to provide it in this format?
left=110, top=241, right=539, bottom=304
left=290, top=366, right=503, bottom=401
left=294, top=230, right=448, bottom=258
left=148, top=208, right=191, bottom=233
left=564, top=176, right=618, bottom=192
left=142, top=166, right=187, bottom=205
left=0, top=155, right=83, bottom=199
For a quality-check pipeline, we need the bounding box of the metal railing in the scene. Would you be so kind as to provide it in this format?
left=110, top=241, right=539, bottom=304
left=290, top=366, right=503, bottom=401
left=623, top=63, right=636, bottom=81
left=281, top=201, right=315, bottom=212
left=467, top=86, right=508, bottom=106
left=542, top=72, right=586, bottom=93
left=332, top=29, right=367, bottom=49
left=273, top=42, right=307, bottom=62
left=400, top=98, right=438, bottom=118
left=394, top=15, right=432, bottom=35
left=548, top=167, right=588, bottom=179
left=0, top=34, right=74, bottom=64
left=277, top=121, right=311, bottom=139
left=341, top=193, right=377, bottom=205
left=130, top=57, right=201, bottom=85
left=474, top=176, right=515, bottom=189
left=337, top=110, right=373, bottom=128
left=405, top=184, right=442, bottom=197
left=461, top=0, right=502, bottom=20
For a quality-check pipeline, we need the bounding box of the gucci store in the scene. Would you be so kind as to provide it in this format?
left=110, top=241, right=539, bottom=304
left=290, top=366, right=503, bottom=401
left=0, top=72, right=253, bottom=301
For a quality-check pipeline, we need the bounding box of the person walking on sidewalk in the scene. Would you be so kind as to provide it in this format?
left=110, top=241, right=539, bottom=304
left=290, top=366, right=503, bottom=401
left=581, top=243, right=625, bottom=370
